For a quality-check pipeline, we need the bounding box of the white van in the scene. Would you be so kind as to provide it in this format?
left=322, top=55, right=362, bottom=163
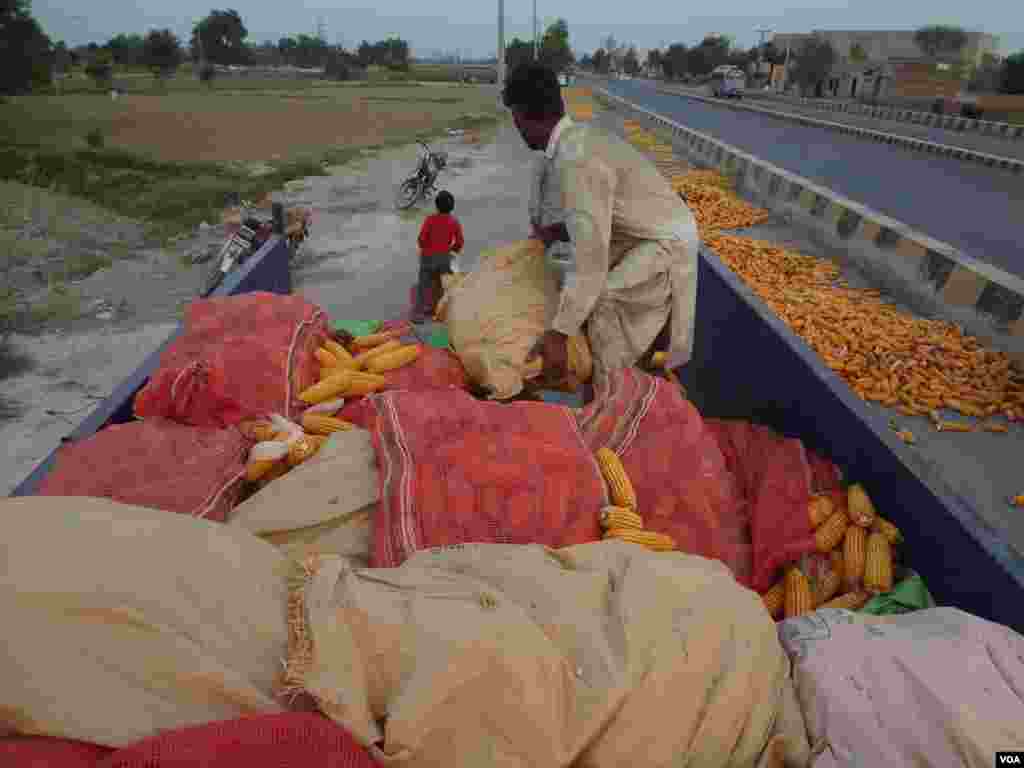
left=710, top=66, right=745, bottom=99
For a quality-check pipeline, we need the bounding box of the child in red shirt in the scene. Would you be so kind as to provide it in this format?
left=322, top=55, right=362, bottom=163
left=413, top=190, right=464, bottom=323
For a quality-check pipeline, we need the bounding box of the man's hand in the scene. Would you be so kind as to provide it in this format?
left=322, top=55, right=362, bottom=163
left=527, top=330, right=569, bottom=386
left=531, top=223, right=571, bottom=247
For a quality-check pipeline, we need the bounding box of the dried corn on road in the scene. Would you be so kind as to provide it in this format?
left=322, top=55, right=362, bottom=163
left=602, top=79, right=1024, bottom=279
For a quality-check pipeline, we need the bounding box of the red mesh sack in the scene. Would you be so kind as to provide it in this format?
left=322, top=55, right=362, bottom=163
left=379, top=344, right=467, bottom=393
left=0, top=737, right=110, bottom=768
left=334, top=343, right=468, bottom=432
left=134, top=292, right=328, bottom=426
left=99, top=713, right=378, bottom=768
left=36, top=419, right=250, bottom=522
left=576, top=369, right=751, bottom=582
left=370, top=388, right=607, bottom=567
left=703, top=419, right=825, bottom=592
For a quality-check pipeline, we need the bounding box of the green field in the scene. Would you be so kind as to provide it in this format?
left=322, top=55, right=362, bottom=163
left=0, top=73, right=502, bottom=236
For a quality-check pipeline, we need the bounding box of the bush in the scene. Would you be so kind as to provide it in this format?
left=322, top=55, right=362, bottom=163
left=85, top=51, right=114, bottom=90
left=199, top=62, right=216, bottom=87
left=85, top=128, right=105, bottom=149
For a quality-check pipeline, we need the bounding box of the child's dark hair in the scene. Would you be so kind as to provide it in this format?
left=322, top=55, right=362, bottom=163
left=435, top=190, right=455, bottom=214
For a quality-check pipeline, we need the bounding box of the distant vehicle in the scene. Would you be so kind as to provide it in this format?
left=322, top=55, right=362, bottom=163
left=710, top=66, right=745, bottom=99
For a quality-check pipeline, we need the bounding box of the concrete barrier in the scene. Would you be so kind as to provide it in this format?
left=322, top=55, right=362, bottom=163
left=745, top=90, right=1024, bottom=142
left=9, top=235, right=293, bottom=497
left=596, top=87, right=1024, bottom=368
left=656, top=87, right=1024, bottom=174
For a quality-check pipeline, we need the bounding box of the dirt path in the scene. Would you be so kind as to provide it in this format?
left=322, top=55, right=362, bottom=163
left=1, top=119, right=541, bottom=493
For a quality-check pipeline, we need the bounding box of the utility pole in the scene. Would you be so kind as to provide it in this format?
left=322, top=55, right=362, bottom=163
left=497, top=0, right=505, bottom=106
left=533, top=0, right=538, bottom=60
left=755, top=27, right=771, bottom=81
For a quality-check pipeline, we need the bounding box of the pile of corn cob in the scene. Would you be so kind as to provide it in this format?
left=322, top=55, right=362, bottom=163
left=594, top=447, right=677, bottom=552
left=563, top=87, right=599, bottom=122
left=240, top=329, right=422, bottom=489
left=762, top=484, right=901, bottom=619
left=706, top=232, right=1024, bottom=427
left=618, top=117, right=1024, bottom=428
left=622, top=120, right=691, bottom=179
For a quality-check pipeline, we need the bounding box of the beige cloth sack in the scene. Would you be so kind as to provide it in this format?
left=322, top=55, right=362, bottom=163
left=438, top=239, right=593, bottom=399
left=284, top=540, right=809, bottom=768
left=229, top=428, right=379, bottom=567
left=0, top=496, right=290, bottom=747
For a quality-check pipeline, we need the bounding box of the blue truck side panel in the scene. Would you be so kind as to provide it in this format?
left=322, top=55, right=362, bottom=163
left=9, top=236, right=292, bottom=498
left=10, top=236, right=1024, bottom=635
left=681, top=248, right=1024, bottom=634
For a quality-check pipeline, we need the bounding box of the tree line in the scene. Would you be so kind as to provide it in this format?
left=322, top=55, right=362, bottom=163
left=504, top=19, right=574, bottom=74
left=0, top=4, right=415, bottom=95
left=579, top=26, right=1024, bottom=97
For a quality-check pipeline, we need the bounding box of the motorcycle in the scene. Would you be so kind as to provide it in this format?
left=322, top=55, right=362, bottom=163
left=395, top=141, right=448, bottom=210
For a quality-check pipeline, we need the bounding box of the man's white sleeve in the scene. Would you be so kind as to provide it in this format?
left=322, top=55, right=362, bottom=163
left=550, top=157, right=614, bottom=337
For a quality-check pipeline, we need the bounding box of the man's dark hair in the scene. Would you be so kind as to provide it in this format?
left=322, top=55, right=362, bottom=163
left=502, top=62, right=564, bottom=119
left=435, top=190, right=455, bottom=214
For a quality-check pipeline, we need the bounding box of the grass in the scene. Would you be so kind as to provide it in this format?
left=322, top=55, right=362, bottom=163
left=50, top=62, right=477, bottom=96
left=0, top=80, right=502, bottom=236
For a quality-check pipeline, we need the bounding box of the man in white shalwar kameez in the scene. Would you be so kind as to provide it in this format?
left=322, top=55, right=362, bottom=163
left=507, top=63, right=700, bottom=385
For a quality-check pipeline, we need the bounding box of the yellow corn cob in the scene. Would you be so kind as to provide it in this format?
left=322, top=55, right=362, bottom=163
left=762, top=580, right=785, bottom=619
left=830, top=548, right=844, bottom=573
left=298, top=370, right=354, bottom=404
left=323, top=340, right=356, bottom=367
left=863, top=532, right=894, bottom=595
left=350, top=370, right=387, bottom=385
left=246, top=459, right=279, bottom=482
left=595, top=447, right=637, bottom=511
left=604, top=528, right=676, bottom=551
left=301, top=413, right=353, bottom=436
left=814, top=510, right=849, bottom=553
left=287, top=436, right=319, bottom=467
left=871, top=516, right=903, bottom=546
left=353, top=339, right=402, bottom=369
left=344, top=377, right=387, bottom=397
left=352, top=330, right=402, bottom=349
left=599, top=506, right=644, bottom=530
left=813, top=568, right=842, bottom=607
left=819, top=590, right=869, bottom=611
left=239, top=421, right=277, bottom=443
left=847, top=484, right=877, bottom=528
left=843, top=525, right=867, bottom=591
left=315, top=348, right=340, bottom=369
left=784, top=567, right=814, bottom=619
left=366, top=344, right=422, bottom=373
left=257, top=461, right=290, bottom=487
left=808, top=495, right=834, bottom=528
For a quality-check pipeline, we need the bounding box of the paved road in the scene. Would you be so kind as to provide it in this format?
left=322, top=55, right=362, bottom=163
left=737, top=92, right=1024, bottom=161
left=604, top=79, right=1024, bottom=279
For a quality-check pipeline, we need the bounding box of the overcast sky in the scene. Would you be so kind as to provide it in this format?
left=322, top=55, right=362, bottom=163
left=33, top=0, right=1022, bottom=59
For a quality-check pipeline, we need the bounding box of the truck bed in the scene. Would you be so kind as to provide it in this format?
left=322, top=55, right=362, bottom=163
left=11, top=234, right=1024, bottom=634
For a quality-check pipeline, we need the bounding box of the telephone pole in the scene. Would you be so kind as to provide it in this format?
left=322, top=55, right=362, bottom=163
left=497, top=0, right=505, bottom=106
left=755, top=28, right=771, bottom=63
left=533, top=0, right=538, bottom=59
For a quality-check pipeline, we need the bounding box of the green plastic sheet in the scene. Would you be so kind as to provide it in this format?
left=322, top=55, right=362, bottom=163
left=422, top=326, right=450, bottom=349
left=861, top=571, right=936, bottom=616
left=332, top=319, right=382, bottom=337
